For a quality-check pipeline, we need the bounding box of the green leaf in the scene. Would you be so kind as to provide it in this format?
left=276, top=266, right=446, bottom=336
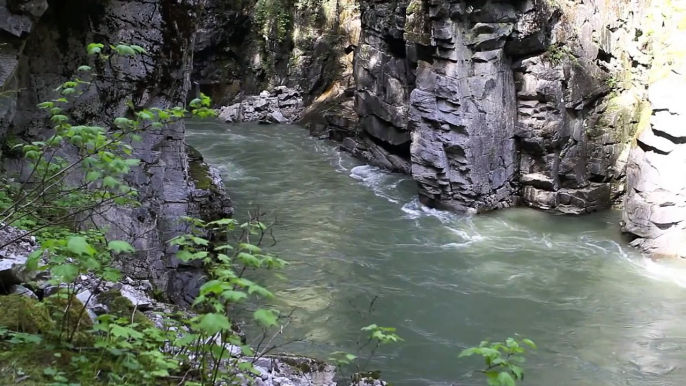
left=103, top=176, right=118, bottom=188
left=51, top=264, right=79, bottom=282
left=190, top=236, right=209, bottom=246
left=130, top=45, right=147, bottom=53
left=87, top=43, right=104, bottom=55
left=115, top=44, right=136, bottom=56
left=194, top=313, right=231, bottom=335
left=237, top=252, right=261, bottom=268
left=67, top=236, right=94, bottom=256
left=102, top=267, right=122, bottom=282
left=239, top=243, right=262, bottom=253
left=108, top=240, right=135, bottom=253
left=114, top=117, right=132, bottom=129
left=221, top=290, right=248, bottom=302
left=51, top=115, right=69, bottom=124
left=510, top=365, right=523, bottom=380
left=85, top=171, right=102, bottom=182
left=43, top=368, right=57, bottom=376
left=522, top=339, right=536, bottom=349
left=199, top=280, right=225, bottom=295
left=498, top=372, right=516, bottom=386
left=253, top=309, right=278, bottom=327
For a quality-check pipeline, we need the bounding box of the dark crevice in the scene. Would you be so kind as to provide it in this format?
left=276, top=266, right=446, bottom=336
left=588, top=173, right=609, bottom=183
left=366, top=133, right=411, bottom=159
left=637, top=139, right=671, bottom=155
left=653, top=129, right=686, bottom=145
left=596, top=48, right=613, bottom=63
left=385, top=35, right=407, bottom=59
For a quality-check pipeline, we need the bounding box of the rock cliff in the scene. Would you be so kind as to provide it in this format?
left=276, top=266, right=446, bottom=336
left=621, top=0, right=686, bottom=258
left=349, top=0, right=648, bottom=214
left=0, top=0, right=231, bottom=305
left=190, top=0, right=686, bottom=258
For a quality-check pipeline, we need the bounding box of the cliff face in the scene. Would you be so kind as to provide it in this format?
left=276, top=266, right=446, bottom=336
left=622, top=0, right=686, bottom=259
left=191, top=0, right=686, bottom=258
left=192, top=0, right=361, bottom=105
left=350, top=0, right=648, bottom=214
left=0, top=0, right=231, bottom=305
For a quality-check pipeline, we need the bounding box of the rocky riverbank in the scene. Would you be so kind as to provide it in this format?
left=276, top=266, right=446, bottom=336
left=217, top=87, right=305, bottom=124
left=0, top=224, right=387, bottom=386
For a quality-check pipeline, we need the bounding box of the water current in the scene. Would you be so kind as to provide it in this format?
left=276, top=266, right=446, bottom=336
left=186, top=121, right=686, bottom=386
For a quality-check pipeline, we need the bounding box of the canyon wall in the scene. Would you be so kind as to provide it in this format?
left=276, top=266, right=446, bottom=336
left=349, top=0, right=648, bottom=214
left=194, top=0, right=686, bottom=257
left=621, top=0, right=686, bottom=258
left=0, top=0, right=231, bottom=305
left=192, top=0, right=361, bottom=105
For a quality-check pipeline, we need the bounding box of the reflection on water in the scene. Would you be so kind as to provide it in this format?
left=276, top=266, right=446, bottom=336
left=187, top=121, right=686, bottom=386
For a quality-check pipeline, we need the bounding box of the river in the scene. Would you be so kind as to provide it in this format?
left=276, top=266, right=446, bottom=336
left=186, top=121, right=686, bottom=386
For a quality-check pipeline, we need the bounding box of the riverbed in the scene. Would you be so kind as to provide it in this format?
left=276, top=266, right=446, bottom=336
left=187, top=121, right=686, bottom=386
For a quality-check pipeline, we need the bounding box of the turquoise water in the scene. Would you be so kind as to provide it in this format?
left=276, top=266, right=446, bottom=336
left=187, top=121, right=686, bottom=386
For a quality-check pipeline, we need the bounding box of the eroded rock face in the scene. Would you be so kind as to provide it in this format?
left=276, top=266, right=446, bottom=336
left=0, top=0, right=232, bottom=305
left=193, top=0, right=360, bottom=105
left=348, top=0, right=657, bottom=216
left=511, top=0, right=645, bottom=215
left=406, top=1, right=519, bottom=212
left=0, top=0, right=48, bottom=140
left=622, top=2, right=686, bottom=258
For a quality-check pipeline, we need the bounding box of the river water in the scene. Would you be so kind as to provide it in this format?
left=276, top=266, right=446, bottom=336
left=186, top=121, right=686, bottom=386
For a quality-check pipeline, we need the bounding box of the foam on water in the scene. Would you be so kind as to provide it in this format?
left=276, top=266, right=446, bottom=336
left=349, top=165, right=401, bottom=203
left=400, top=196, right=456, bottom=223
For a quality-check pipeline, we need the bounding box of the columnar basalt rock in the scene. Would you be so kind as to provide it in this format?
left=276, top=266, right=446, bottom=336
left=406, top=1, right=519, bottom=212
left=349, top=0, right=657, bottom=216
left=510, top=0, right=651, bottom=215
left=351, top=0, right=414, bottom=173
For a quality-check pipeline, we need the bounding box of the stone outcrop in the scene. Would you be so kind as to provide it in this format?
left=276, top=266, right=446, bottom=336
left=0, top=0, right=232, bottom=305
left=218, top=87, right=304, bottom=123
left=349, top=0, right=648, bottom=214
left=406, top=1, right=519, bottom=213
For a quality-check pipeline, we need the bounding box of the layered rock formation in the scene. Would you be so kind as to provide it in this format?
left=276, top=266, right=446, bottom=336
left=0, top=0, right=231, bottom=304
left=187, top=0, right=686, bottom=257
left=622, top=0, right=686, bottom=258
left=349, top=0, right=647, bottom=214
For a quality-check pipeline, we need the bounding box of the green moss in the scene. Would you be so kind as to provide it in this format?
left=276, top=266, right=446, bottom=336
left=189, top=159, right=214, bottom=191
left=187, top=145, right=219, bottom=193
left=97, top=289, right=153, bottom=327
left=0, top=295, right=54, bottom=334
left=44, top=294, right=94, bottom=345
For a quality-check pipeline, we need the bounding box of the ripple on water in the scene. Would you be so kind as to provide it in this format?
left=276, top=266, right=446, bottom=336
left=186, top=121, right=686, bottom=386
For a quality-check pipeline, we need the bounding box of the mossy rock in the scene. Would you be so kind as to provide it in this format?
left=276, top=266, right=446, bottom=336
left=97, top=289, right=153, bottom=328
left=43, top=294, right=94, bottom=345
left=186, top=145, right=219, bottom=193
left=0, top=295, right=54, bottom=334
